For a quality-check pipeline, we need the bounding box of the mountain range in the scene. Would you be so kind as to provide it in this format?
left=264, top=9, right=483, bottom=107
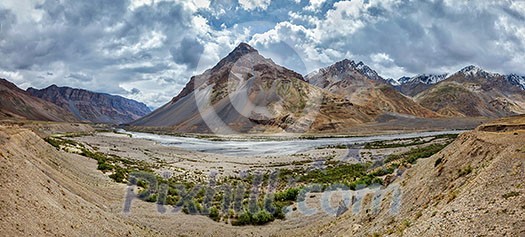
left=1, top=43, right=524, bottom=131
left=130, top=43, right=525, bottom=133
left=131, top=43, right=375, bottom=133
left=27, top=85, right=151, bottom=124
left=0, top=80, right=150, bottom=124
left=0, top=79, right=78, bottom=122
left=397, top=66, right=525, bottom=117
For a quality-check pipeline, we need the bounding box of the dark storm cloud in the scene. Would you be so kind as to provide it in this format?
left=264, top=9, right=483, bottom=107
left=1, top=0, right=524, bottom=108
left=0, top=0, right=201, bottom=107
left=0, top=8, right=16, bottom=33
left=251, top=0, right=525, bottom=77
left=170, top=37, right=204, bottom=69
left=66, top=72, right=93, bottom=81
left=130, top=88, right=141, bottom=94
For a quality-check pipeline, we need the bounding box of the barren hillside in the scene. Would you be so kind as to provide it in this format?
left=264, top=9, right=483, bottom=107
left=290, top=115, right=525, bottom=236
left=0, top=79, right=78, bottom=122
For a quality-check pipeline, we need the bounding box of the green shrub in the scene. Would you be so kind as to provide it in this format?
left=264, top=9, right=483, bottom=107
left=272, top=203, right=286, bottom=219
left=145, top=193, right=158, bottom=203
left=274, top=188, right=300, bottom=202
left=252, top=210, right=274, bottom=225
left=44, top=137, right=62, bottom=149
left=298, top=163, right=367, bottom=184
left=385, top=143, right=448, bottom=164
left=209, top=206, right=220, bottom=222
left=109, top=167, right=127, bottom=183
left=165, top=195, right=179, bottom=205
left=233, top=211, right=252, bottom=226
left=97, top=162, right=113, bottom=172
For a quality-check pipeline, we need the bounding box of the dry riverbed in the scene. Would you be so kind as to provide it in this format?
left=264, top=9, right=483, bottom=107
left=70, top=131, right=455, bottom=182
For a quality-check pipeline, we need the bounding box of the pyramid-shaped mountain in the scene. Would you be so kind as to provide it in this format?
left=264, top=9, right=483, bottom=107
left=131, top=43, right=374, bottom=133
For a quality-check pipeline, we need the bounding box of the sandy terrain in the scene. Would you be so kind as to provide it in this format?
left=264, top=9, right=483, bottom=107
left=1, top=117, right=523, bottom=236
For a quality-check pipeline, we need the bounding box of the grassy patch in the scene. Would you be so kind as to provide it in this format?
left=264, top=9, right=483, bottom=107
left=384, top=143, right=449, bottom=164
left=297, top=163, right=367, bottom=184
left=44, top=136, right=155, bottom=183
left=363, top=134, right=458, bottom=149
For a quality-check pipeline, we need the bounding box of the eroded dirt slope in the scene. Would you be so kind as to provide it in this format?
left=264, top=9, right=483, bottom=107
left=294, top=116, right=525, bottom=236
left=0, top=125, right=157, bottom=236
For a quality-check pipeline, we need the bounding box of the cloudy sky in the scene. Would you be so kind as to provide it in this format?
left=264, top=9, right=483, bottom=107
left=0, top=0, right=524, bottom=108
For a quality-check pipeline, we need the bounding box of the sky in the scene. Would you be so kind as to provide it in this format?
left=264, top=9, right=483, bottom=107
left=0, top=0, right=524, bottom=108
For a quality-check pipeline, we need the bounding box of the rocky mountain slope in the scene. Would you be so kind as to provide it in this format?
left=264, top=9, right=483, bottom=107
left=305, top=59, right=438, bottom=119
left=130, top=43, right=524, bottom=133
left=0, top=79, right=77, bottom=122
left=414, top=66, right=525, bottom=117
left=131, top=43, right=375, bottom=133
left=391, top=67, right=525, bottom=97
left=28, top=85, right=151, bottom=124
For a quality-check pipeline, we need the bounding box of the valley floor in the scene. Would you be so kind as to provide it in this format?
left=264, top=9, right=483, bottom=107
left=0, top=117, right=524, bottom=236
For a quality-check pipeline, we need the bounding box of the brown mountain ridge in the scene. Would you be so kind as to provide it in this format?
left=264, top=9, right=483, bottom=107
left=27, top=85, right=151, bottom=124
left=0, top=79, right=78, bottom=122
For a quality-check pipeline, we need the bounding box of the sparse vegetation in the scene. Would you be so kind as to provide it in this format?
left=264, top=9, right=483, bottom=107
left=363, top=134, right=458, bottom=149
left=208, top=206, right=220, bottom=222
left=434, top=157, right=443, bottom=167
left=502, top=191, right=520, bottom=199
left=274, top=187, right=300, bottom=202
left=384, top=143, right=450, bottom=164
left=316, top=144, right=348, bottom=149
left=458, top=165, right=473, bottom=177
left=44, top=135, right=155, bottom=183
left=40, top=131, right=455, bottom=227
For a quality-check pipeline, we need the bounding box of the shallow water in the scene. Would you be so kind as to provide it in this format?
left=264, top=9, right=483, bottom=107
left=121, top=130, right=465, bottom=157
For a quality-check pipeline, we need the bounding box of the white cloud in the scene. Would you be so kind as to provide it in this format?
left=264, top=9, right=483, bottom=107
left=370, top=53, right=393, bottom=64
left=238, top=0, right=272, bottom=11
left=304, top=0, right=326, bottom=11
left=0, top=70, right=24, bottom=84
left=0, top=0, right=44, bottom=22
left=1, top=0, right=525, bottom=109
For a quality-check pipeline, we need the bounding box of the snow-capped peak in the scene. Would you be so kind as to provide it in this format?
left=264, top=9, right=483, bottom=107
left=506, top=74, right=525, bottom=90
left=395, top=74, right=448, bottom=85
left=455, top=65, right=499, bottom=78
left=459, top=65, right=483, bottom=76
left=310, top=59, right=383, bottom=81
left=385, top=78, right=401, bottom=86
left=354, top=61, right=382, bottom=81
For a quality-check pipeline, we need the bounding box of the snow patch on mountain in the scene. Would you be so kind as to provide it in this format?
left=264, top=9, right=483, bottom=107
left=452, top=65, right=499, bottom=78
left=506, top=74, right=525, bottom=90
left=393, top=74, right=448, bottom=86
